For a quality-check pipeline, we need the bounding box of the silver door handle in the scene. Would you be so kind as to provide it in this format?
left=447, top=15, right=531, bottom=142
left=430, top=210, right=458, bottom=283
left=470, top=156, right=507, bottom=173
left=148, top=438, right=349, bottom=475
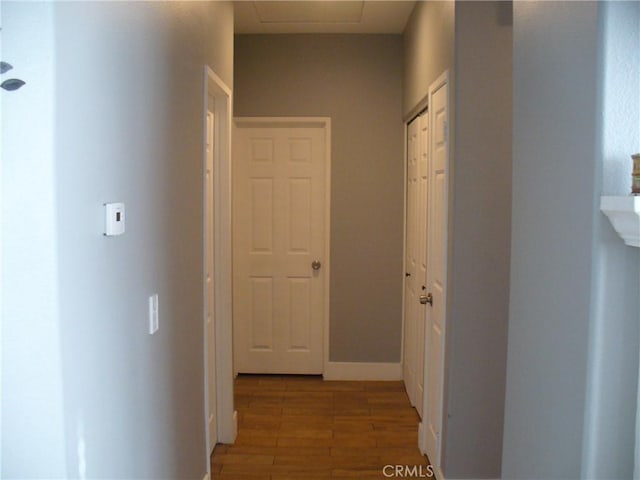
left=311, top=260, right=322, bottom=270
left=419, top=293, right=433, bottom=306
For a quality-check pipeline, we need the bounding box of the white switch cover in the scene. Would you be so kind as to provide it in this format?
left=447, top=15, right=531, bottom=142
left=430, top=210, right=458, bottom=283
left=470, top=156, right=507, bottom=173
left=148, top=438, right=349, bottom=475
left=105, top=203, right=125, bottom=236
left=148, top=294, right=159, bottom=335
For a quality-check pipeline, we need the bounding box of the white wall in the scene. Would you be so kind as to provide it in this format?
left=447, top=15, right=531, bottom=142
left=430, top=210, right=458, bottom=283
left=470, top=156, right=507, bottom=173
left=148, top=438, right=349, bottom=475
left=503, top=2, right=640, bottom=478
left=1, top=2, right=233, bottom=478
left=1, top=3, right=67, bottom=477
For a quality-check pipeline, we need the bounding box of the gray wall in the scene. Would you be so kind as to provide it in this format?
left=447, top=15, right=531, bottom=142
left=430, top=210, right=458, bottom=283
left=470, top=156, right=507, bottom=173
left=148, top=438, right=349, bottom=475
left=404, top=3, right=512, bottom=478
left=403, top=0, right=455, bottom=118
left=1, top=2, right=233, bottom=478
left=234, top=34, right=405, bottom=363
left=444, top=2, right=512, bottom=478
left=581, top=2, right=640, bottom=478
left=503, top=2, right=640, bottom=478
left=504, top=3, right=597, bottom=476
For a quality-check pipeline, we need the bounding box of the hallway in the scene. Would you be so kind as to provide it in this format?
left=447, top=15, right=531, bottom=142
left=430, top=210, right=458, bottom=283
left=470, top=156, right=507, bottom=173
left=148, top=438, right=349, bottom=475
left=211, top=375, right=432, bottom=479
left=6, top=2, right=639, bottom=479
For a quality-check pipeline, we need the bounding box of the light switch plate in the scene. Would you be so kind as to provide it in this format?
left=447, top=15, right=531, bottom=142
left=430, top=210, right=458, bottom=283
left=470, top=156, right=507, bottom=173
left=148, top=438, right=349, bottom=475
left=105, top=203, right=125, bottom=236
left=148, top=294, right=159, bottom=335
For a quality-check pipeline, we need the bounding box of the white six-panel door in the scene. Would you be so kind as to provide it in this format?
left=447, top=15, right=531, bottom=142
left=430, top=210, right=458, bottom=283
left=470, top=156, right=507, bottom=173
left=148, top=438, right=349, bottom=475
left=233, top=119, right=329, bottom=374
left=403, top=113, right=429, bottom=419
left=422, top=73, right=449, bottom=469
left=403, top=117, right=420, bottom=408
left=415, top=113, right=429, bottom=419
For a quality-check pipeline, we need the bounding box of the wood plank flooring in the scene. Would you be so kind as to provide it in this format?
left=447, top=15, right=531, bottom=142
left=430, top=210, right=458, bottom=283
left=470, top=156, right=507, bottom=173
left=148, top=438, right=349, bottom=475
left=211, top=375, right=433, bottom=479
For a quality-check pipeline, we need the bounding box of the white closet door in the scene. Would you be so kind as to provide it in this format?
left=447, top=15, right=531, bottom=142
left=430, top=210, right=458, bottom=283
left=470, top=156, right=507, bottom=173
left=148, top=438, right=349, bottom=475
left=415, top=112, right=429, bottom=418
left=403, top=117, right=419, bottom=408
left=423, top=75, right=449, bottom=468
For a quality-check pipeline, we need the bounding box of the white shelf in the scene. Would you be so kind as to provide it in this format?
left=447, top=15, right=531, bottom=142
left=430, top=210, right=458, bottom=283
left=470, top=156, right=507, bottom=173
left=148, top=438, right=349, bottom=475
left=600, top=196, right=640, bottom=248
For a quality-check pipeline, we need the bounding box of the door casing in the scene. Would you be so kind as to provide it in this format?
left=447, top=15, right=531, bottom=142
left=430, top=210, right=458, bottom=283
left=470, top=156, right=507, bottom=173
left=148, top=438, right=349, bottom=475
left=202, top=66, right=235, bottom=469
left=205, top=102, right=217, bottom=453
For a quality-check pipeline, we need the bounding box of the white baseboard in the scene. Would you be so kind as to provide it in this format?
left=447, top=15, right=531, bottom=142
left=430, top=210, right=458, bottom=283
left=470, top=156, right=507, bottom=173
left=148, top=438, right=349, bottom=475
left=436, top=469, right=499, bottom=480
left=441, top=477, right=499, bottom=480
left=202, top=474, right=210, bottom=480
left=417, top=430, right=498, bottom=480
left=323, top=361, right=402, bottom=380
left=232, top=409, right=238, bottom=441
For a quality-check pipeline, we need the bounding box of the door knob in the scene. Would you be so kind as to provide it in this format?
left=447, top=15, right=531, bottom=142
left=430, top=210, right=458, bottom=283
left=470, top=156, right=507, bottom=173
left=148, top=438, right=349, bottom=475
left=311, top=260, right=322, bottom=270
left=419, top=293, right=433, bottom=306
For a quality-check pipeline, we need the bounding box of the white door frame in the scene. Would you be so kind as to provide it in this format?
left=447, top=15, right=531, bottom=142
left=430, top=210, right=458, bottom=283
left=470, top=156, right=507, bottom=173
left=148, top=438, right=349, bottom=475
left=0, top=3, right=4, bottom=471
left=205, top=97, right=217, bottom=454
left=232, top=117, right=331, bottom=376
left=202, top=67, right=236, bottom=466
left=419, top=69, right=450, bottom=474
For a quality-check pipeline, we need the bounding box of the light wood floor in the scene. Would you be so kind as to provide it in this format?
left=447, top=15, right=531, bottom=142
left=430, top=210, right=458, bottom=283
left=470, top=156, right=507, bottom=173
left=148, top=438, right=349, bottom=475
left=211, top=375, right=432, bottom=479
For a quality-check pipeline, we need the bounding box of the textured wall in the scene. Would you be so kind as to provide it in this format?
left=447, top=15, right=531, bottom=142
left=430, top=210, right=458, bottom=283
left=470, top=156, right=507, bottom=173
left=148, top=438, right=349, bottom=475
left=503, top=2, right=600, bottom=477
left=2, top=2, right=234, bottom=478
left=234, top=34, right=405, bottom=363
left=582, top=2, right=640, bottom=478
left=504, top=4, right=640, bottom=477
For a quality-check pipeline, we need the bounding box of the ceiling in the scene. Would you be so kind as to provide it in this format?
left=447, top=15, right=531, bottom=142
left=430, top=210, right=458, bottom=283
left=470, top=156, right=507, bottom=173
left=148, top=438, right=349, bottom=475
left=234, top=1, right=417, bottom=34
